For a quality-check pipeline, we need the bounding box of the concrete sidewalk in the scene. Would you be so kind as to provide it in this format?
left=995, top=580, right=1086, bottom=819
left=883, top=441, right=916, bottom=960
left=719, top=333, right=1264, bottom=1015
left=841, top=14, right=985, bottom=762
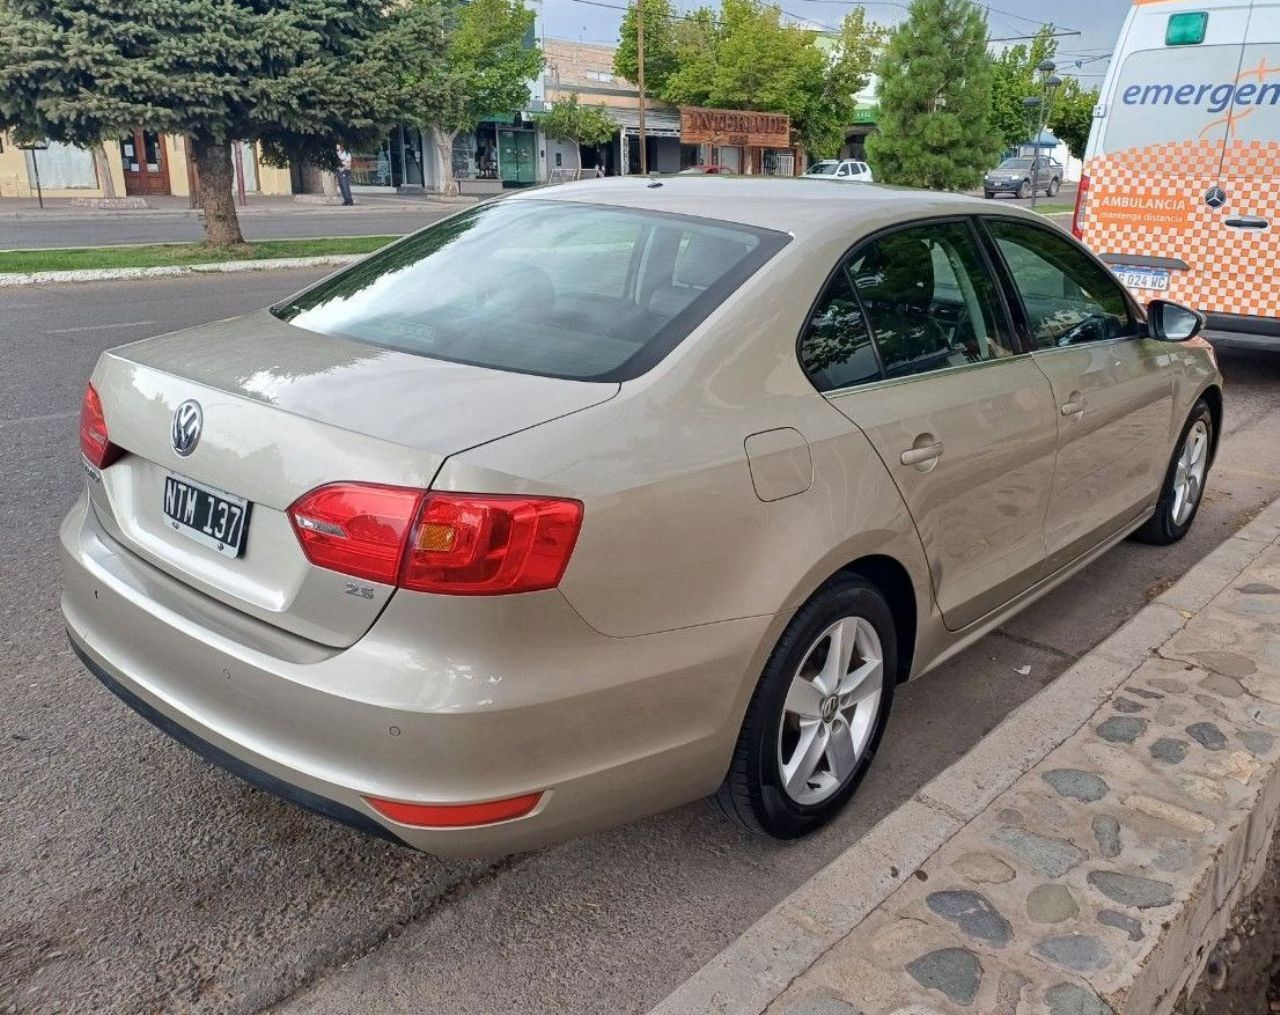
left=653, top=497, right=1280, bottom=1015
left=0, top=192, right=473, bottom=218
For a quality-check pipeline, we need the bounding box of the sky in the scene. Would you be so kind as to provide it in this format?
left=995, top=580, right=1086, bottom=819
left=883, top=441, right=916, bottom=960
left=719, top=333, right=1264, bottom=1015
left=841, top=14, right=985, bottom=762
left=536, top=0, right=1131, bottom=83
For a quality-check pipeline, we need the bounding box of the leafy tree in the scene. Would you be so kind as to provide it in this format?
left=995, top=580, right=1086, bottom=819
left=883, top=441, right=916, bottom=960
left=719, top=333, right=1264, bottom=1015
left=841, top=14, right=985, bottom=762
left=865, top=0, right=1001, bottom=190
left=540, top=95, right=618, bottom=175
left=614, top=0, right=682, bottom=97
left=0, top=0, right=400, bottom=246
left=1049, top=77, right=1099, bottom=160
left=989, top=27, right=1059, bottom=150
left=622, top=0, right=880, bottom=160
left=399, top=0, right=543, bottom=195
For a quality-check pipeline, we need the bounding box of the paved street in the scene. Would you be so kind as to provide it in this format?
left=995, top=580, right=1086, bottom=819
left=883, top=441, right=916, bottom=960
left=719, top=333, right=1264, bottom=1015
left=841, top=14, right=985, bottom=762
left=1, top=269, right=1277, bottom=1015
left=0, top=201, right=450, bottom=250
left=969, top=179, right=1078, bottom=212
left=0, top=182, right=1075, bottom=252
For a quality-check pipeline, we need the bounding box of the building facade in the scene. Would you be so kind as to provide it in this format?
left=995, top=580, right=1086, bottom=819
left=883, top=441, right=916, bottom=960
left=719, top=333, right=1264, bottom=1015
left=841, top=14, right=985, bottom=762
left=0, top=132, right=290, bottom=201
left=540, top=38, right=803, bottom=177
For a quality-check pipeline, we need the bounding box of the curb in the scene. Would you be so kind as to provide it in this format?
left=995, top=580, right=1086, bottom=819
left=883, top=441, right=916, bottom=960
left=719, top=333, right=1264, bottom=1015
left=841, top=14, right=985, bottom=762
left=0, top=254, right=362, bottom=288
left=650, top=498, right=1280, bottom=1015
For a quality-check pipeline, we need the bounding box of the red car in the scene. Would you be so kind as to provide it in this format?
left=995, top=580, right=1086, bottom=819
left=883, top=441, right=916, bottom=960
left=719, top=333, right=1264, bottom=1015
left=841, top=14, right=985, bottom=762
left=677, top=164, right=736, bottom=175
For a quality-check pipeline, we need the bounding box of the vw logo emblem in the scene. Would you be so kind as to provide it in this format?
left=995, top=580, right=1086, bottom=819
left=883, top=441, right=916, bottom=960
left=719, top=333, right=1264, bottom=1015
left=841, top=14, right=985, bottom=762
left=171, top=399, right=203, bottom=457
left=1205, top=186, right=1227, bottom=209
left=820, top=695, right=840, bottom=723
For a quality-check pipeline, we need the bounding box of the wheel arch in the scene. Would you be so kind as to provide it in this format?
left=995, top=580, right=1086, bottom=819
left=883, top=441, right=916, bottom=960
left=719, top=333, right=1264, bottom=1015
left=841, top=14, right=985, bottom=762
left=833, top=554, right=918, bottom=685
left=1199, top=383, right=1223, bottom=464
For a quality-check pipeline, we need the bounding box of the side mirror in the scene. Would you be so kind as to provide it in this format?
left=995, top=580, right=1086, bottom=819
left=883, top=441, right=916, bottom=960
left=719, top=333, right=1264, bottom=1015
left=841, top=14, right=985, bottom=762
left=1148, top=299, right=1205, bottom=342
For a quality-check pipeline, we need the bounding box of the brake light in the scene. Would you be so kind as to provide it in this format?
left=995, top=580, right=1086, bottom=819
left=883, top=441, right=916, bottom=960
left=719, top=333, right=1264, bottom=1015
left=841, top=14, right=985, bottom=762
left=288, top=483, right=424, bottom=585
left=365, top=791, right=543, bottom=828
left=79, top=382, right=122, bottom=469
left=1072, top=173, right=1089, bottom=240
left=403, top=493, right=582, bottom=595
left=288, top=485, right=583, bottom=595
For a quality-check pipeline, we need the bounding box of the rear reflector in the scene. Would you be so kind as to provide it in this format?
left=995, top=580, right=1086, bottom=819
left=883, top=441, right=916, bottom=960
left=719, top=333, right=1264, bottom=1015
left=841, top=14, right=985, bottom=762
left=80, top=382, right=122, bottom=469
left=365, top=791, right=543, bottom=828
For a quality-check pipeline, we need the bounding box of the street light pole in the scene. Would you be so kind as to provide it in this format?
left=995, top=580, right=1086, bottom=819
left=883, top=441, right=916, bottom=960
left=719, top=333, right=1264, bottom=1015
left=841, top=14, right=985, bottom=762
left=636, top=0, right=648, bottom=175
left=1025, top=59, right=1061, bottom=210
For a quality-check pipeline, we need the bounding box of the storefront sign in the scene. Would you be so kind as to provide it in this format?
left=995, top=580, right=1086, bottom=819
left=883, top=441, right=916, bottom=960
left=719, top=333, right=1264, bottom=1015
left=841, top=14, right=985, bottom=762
left=680, top=107, right=791, bottom=148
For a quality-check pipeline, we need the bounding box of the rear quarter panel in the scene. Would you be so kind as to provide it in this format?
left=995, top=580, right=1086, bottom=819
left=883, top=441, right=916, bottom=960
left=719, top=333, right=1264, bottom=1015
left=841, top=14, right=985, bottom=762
left=432, top=237, right=934, bottom=644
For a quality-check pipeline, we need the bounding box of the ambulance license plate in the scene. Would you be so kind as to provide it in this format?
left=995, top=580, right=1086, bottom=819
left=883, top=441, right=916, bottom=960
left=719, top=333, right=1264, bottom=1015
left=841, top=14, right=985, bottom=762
left=1111, top=265, right=1170, bottom=291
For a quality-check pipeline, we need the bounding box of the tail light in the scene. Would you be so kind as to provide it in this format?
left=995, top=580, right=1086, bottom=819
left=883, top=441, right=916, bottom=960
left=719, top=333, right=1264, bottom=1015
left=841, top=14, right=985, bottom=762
left=288, top=484, right=582, bottom=595
left=1071, top=173, right=1089, bottom=240
left=288, top=483, right=424, bottom=585
left=80, top=382, right=122, bottom=469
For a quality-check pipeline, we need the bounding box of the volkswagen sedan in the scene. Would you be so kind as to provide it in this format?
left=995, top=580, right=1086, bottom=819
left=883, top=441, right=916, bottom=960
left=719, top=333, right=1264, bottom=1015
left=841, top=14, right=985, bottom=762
left=62, top=178, right=1222, bottom=855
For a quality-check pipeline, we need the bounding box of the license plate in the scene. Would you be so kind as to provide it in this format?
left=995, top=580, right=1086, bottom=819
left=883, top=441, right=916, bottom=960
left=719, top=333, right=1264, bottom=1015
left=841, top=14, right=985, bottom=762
left=1112, top=265, right=1170, bottom=291
left=163, top=473, right=251, bottom=558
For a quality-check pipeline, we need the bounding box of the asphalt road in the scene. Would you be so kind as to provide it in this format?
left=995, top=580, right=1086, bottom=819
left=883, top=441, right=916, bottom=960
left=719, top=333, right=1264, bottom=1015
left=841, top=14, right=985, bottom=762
left=0, top=206, right=448, bottom=250
left=1, top=269, right=1277, bottom=1015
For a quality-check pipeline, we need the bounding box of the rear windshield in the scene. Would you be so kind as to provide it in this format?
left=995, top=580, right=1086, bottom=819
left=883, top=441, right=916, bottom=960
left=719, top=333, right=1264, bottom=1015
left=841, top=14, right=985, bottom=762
left=998, top=158, right=1033, bottom=171
left=273, top=199, right=786, bottom=381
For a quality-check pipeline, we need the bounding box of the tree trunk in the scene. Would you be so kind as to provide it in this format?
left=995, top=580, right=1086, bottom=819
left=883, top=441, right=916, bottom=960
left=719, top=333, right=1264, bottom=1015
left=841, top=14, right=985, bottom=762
left=575, top=139, right=583, bottom=178
left=431, top=127, right=459, bottom=196
left=92, top=144, right=116, bottom=198
left=190, top=136, right=244, bottom=246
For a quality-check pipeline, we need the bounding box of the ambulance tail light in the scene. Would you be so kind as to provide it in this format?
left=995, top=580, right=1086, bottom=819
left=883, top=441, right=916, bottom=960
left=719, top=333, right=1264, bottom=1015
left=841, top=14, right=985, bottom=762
left=1072, top=174, right=1089, bottom=240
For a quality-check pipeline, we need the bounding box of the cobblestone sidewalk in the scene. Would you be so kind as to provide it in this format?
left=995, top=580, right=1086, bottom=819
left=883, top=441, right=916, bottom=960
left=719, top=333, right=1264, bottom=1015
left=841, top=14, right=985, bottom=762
left=654, top=501, right=1280, bottom=1015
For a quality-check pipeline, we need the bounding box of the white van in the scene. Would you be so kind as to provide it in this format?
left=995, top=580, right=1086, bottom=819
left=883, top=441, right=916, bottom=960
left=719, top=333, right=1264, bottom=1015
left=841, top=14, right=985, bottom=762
left=1073, top=0, right=1280, bottom=350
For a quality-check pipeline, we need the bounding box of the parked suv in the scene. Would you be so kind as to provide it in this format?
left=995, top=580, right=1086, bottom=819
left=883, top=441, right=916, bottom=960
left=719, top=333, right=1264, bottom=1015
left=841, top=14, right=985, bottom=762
left=804, top=159, right=874, bottom=182
left=984, top=156, right=1062, bottom=199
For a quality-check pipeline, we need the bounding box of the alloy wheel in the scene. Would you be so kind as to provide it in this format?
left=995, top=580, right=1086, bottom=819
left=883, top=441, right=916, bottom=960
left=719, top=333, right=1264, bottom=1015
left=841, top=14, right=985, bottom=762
left=776, top=616, right=884, bottom=806
left=1172, top=418, right=1210, bottom=526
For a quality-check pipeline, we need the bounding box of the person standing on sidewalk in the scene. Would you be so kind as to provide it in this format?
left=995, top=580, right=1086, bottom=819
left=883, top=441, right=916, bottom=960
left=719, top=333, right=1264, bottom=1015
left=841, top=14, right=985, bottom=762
left=335, top=144, right=354, bottom=206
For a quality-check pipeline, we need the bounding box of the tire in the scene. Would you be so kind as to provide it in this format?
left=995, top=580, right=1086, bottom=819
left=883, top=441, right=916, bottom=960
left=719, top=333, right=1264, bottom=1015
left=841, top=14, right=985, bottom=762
left=1017, top=179, right=1032, bottom=199
left=715, top=576, right=897, bottom=839
left=1047, top=176, right=1061, bottom=197
left=984, top=190, right=995, bottom=199
left=1132, top=400, right=1214, bottom=545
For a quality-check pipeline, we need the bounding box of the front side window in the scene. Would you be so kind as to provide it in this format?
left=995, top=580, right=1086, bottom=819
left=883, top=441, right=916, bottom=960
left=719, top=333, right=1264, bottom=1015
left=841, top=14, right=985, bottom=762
left=273, top=200, right=784, bottom=381
left=985, top=219, right=1135, bottom=349
left=849, top=221, right=1015, bottom=379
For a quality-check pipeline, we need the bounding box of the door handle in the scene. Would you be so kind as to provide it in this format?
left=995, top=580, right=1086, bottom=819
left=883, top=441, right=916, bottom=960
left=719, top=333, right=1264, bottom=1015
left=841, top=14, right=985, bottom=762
left=1225, top=216, right=1269, bottom=229
left=1060, top=398, right=1086, bottom=417
left=900, top=442, right=944, bottom=467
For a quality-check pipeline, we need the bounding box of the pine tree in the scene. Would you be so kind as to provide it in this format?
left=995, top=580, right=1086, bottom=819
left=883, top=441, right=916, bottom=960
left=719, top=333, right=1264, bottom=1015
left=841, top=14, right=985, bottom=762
left=0, top=0, right=400, bottom=245
left=866, top=0, right=1001, bottom=190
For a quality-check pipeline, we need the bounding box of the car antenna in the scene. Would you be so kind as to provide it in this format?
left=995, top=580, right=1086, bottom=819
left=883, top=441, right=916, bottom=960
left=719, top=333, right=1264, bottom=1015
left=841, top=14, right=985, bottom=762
left=646, top=174, right=663, bottom=189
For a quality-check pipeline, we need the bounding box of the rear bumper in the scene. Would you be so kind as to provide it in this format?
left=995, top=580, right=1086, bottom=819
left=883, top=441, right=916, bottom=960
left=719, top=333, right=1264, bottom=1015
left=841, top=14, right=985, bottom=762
left=60, top=491, right=773, bottom=855
left=1203, top=313, right=1280, bottom=353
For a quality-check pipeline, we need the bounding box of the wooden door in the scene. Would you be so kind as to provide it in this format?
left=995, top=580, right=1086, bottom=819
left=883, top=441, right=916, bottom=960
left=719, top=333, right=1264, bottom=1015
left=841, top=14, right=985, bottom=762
left=119, top=129, right=171, bottom=195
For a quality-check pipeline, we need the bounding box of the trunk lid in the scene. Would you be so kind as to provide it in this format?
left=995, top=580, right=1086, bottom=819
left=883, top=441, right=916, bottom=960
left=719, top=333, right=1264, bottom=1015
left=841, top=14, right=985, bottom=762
left=87, top=311, right=618, bottom=647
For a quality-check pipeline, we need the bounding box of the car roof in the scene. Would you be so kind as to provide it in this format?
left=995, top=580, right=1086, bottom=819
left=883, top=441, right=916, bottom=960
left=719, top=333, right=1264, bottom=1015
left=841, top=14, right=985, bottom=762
left=512, top=176, right=1026, bottom=239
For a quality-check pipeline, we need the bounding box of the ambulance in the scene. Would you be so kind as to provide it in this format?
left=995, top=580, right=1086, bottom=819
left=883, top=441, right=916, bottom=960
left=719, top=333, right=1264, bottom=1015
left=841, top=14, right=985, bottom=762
left=1073, top=0, right=1280, bottom=350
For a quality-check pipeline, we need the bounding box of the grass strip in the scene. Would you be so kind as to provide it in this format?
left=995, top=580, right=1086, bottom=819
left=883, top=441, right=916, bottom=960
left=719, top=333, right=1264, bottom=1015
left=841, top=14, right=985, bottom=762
left=0, top=236, right=396, bottom=274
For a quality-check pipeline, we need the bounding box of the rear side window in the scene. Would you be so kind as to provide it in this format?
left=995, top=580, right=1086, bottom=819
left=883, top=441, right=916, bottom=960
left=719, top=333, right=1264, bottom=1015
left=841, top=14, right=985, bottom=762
left=273, top=200, right=785, bottom=381
left=985, top=219, right=1135, bottom=349
left=850, top=221, right=1015, bottom=379
left=798, top=270, right=880, bottom=392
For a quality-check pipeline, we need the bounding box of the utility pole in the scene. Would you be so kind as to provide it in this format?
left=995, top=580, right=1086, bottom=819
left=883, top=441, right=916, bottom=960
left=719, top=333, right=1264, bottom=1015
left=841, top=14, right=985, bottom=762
left=636, top=0, right=648, bottom=175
